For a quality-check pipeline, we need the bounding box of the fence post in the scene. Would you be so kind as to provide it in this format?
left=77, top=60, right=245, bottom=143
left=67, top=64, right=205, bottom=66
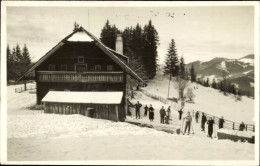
left=245, top=125, right=247, bottom=131
left=232, top=122, right=235, bottom=130
left=253, top=125, right=255, bottom=132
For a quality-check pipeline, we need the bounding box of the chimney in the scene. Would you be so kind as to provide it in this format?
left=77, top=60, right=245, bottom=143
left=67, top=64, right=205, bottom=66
left=115, top=34, right=123, bottom=54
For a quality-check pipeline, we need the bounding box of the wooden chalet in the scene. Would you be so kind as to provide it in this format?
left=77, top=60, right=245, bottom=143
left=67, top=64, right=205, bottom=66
left=20, top=26, right=143, bottom=122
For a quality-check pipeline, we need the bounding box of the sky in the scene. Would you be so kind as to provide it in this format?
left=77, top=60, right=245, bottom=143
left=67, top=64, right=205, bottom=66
left=6, top=6, right=254, bottom=64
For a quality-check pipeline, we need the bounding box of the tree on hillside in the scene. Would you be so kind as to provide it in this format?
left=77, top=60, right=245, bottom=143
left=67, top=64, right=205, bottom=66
left=100, top=20, right=120, bottom=50
left=185, top=88, right=195, bottom=103
left=204, top=77, right=209, bottom=87
left=142, top=20, right=159, bottom=78
left=190, top=64, right=196, bottom=82
left=222, top=69, right=229, bottom=95
left=211, top=78, right=217, bottom=89
left=132, top=23, right=143, bottom=56
left=179, top=56, right=185, bottom=79
left=173, top=78, right=190, bottom=100
left=163, top=39, right=179, bottom=77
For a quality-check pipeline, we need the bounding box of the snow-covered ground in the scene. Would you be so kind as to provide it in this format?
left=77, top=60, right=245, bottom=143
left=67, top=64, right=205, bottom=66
left=144, top=70, right=255, bottom=124
left=238, top=58, right=254, bottom=66
left=7, top=82, right=255, bottom=161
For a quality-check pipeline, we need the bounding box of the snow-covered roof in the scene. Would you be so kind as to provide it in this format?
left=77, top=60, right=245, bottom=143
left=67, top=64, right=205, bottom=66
left=42, top=91, right=123, bottom=104
left=67, top=31, right=94, bottom=42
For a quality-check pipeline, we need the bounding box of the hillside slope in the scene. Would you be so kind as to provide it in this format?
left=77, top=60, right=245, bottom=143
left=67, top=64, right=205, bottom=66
left=143, top=70, right=255, bottom=124
left=186, top=54, right=254, bottom=96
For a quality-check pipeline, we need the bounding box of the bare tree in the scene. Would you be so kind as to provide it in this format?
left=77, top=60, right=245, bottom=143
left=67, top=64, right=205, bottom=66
left=185, top=88, right=195, bottom=103
left=173, top=77, right=190, bottom=100
left=126, top=55, right=148, bottom=99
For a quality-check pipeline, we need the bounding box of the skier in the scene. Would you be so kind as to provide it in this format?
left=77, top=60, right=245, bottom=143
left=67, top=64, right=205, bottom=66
left=159, top=106, right=166, bottom=124
left=134, top=101, right=142, bottom=119
left=239, top=122, right=246, bottom=131
left=144, top=105, right=148, bottom=116
left=165, top=106, right=171, bottom=124
left=178, top=107, right=183, bottom=120
left=195, top=111, right=199, bottom=123
left=201, top=113, right=207, bottom=131
left=167, top=106, right=171, bottom=118
left=148, top=104, right=154, bottom=122
left=218, top=116, right=225, bottom=129
left=183, top=112, right=192, bottom=135
left=207, top=117, right=215, bottom=138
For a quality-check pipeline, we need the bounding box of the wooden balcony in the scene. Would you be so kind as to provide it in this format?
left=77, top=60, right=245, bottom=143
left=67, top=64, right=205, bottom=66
left=37, top=71, right=124, bottom=83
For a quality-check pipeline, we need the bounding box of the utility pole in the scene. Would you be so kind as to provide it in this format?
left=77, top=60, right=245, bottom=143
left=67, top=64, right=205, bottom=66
left=88, top=9, right=90, bottom=30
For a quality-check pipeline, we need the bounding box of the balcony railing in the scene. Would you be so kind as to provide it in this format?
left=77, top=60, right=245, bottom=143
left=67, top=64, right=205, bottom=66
left=37, top=71, right=124, bottom=83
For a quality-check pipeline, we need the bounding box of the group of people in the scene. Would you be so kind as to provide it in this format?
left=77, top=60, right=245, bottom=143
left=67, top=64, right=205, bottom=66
left=133, top=101, right=172, bottom=124
left=132, top=101, right=247, bottom=138
left=159, top=106, right=171, bottom=124
left=133, top=101, right=155, bottom=121
left=182, top=111, right=218, bottom=137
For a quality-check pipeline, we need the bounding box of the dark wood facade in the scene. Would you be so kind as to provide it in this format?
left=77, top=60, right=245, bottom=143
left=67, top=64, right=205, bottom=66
left=21, top=27, right=142, bottom=122
left=35, top=42, right=128, bottom=105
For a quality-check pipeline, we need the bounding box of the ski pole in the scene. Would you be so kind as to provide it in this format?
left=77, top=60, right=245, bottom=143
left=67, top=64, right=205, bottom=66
left=214, top=124, right=217, bottom=138
left=181, top=119, right=184, bottom=133
left=191, top=122, right=195, bottom=134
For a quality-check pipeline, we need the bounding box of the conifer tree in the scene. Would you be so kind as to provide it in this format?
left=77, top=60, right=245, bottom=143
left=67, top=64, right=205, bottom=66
left=212, top=78, right=217, bottom=89
left=22, top=44, right=31, bottom=66
left=100, top=20, right=119, bottom=50
left=142, top=20, right=159, bottom=78
left=190, top=64, right=196, bottom=82
left=179, top=56, right=185, bottom=79
left=164, top=39, right=179, bottom=77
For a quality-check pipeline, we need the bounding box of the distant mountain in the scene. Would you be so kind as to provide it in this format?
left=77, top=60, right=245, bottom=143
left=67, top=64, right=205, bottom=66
left=186, top=54, right=254, bottom=96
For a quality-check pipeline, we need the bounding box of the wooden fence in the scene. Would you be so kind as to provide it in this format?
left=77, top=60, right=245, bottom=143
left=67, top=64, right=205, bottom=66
left=140, top=89, right=168, bottom=104
left=15, top=84, right=36, bottom=93
left=139, top=89, right=255, bottom=132
left=183, top=108, right=255, bottom=132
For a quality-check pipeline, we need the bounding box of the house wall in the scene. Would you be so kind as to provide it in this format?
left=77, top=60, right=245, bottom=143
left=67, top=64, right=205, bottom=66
left=36, top=42, right=126, bottom=71
left=35, top=42, right=127, bottom=121
left=44, top=102, right=125, bottom=122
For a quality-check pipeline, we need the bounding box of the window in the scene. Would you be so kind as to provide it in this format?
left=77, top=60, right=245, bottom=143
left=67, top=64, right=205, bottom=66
left=76, top=64, right=87, bottom=72
left=95, top=65, right=102, bottom=71
left=49, top=64, right=55, bottom=71
left=78, top=56, right=84, bottom=63
left=107, top=65, right=114, bottom=71
left=60, top=65, right=67, bottom=71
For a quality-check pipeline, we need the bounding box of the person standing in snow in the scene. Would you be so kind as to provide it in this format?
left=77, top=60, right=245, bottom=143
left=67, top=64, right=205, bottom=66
left=195, top=111, right=199, bottom=123
left=134, top=101, right=142, bottom=119
left=201, top=113, right=207, bottom=131
left=207, top=117, right=215, bottom=138
left=178, top=107, right=183, bottom=120
left=165, top=106, right=171, bottom=124
left=144, top=105, right=148, bottom=117
left=218, top=116, right=225, bottom=129
left=160, top=106, right=166, bottom=124
left=183, top=112, right=192, bottom=135
left=167, top=106, right=171, bottom=118
left=148, top=104, right=154, bottom=122
left=239, top=122, right=246, bottom=131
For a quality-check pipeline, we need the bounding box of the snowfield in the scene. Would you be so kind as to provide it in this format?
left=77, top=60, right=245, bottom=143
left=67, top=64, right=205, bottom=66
left=7, top=82, right=256, bottom=161
left=144, top=70, right=255, bottom=124
left=238, top=58, right=254, bottom=66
